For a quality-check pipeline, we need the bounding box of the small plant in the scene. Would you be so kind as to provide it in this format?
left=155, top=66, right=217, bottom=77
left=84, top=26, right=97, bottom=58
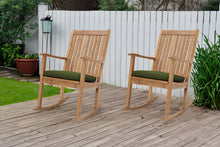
left=98, top=0, right=135, bottom=10
left=16, top=52, right=39, bottom=59
left=0, top=43, right=21, bottom=66
left=192, top=32, right=220, bottom=109
left=202, top=0, right=220, bottom=11
left=31, top=53, right=39, bottom=59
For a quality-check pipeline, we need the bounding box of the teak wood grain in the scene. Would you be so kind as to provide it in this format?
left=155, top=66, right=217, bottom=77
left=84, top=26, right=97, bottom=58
left=34, top=29, right=111, bottom=120
left=123, top=29, right=199, bottom=120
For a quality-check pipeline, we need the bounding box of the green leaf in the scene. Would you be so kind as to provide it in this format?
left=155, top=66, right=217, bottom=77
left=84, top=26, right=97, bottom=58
left=192, top=32, right=220, bottom=109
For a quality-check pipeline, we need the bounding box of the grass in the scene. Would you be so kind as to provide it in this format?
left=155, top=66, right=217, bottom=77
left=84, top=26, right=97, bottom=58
left=0, top=77, right=74, bottom=106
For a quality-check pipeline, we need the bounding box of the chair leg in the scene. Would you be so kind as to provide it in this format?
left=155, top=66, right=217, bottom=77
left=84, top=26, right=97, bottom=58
left=35, top=79, right=44, bottom=109
left=59, top=86, right=64, bottom=101
left=74, top=87, right=84, bottom=120
left=34, top=82, right=70, bottom=111
left=94, top=85, right=100, bottom=109
left=163, top=88, right=172, bottom=120
left=182, top=88, right=188, bottom=110
left=122, top=82, right=132, bottom=110
left=73, top=85, right=103, bottom=120
left=122, top=84, right=158, bottom=110
left=148, top=86, right=152, bottom=101
left=162, top=87, right=192, bottom=121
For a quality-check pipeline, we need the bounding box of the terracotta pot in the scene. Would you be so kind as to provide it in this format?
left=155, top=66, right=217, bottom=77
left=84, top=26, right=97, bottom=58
left=15, top=59, right=39, bottom=76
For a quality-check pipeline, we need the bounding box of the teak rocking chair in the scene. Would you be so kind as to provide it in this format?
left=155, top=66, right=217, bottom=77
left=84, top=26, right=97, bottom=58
left=123, top=30, right=199, bottom=120
left=34, top=29, right=111, bottom=120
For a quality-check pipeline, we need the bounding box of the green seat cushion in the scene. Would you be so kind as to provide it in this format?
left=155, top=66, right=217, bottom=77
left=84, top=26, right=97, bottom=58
left=132, top=70, right=185, bottom=82
left=43, top=70, right=96, bottom=82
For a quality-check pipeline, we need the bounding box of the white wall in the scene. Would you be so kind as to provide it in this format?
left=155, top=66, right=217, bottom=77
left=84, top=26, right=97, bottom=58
left=26, top=4, right=220, bottom=98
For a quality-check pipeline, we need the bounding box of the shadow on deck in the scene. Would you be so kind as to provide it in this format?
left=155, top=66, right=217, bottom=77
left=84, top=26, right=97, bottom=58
left=0, top=84, right=219, bottom=147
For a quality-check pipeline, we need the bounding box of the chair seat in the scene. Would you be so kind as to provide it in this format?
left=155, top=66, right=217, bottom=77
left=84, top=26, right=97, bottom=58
left=43, top=70, right=96, bottom=82
left=132, top=70, right=185, bottom=82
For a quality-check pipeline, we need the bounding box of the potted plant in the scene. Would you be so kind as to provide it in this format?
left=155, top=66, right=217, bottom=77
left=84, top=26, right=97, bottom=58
left=15, top=53, right=39, bottom=76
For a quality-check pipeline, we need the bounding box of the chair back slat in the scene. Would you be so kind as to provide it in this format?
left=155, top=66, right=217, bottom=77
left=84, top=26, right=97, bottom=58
left=154, top=30, right=199, bottom=80
left=165, top=36, right=176, bottom=72
left=175, top=36, right=187, bottom=73
left=179, top=36, right=192, bottom=74
left=157, top=35, right=169, bottom=71
left=153, top=32, right=164, bottom=70
left=86, top=36, right=95, bottom=57
left=69, top=35, right=81, bottom=71
left=183, top=35, right=197, bottom=75
left=95, top=36, right=106, bottom=76
left=73, top=35, right=85, bottom=72
left=76, top=35, right=88, bottom=72
left=64, top=30, right=111, bottom=80
left=161, top=35, right=173, bottom=72
left=90, top=36, right=102, bottom=75
left=64, top=34, right=76, bottom=70
left=87, top=36, right=99, bottom=74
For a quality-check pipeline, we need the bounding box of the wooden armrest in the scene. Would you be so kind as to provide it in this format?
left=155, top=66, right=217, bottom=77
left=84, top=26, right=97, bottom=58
left=81, top=56, right=104, bottom=63
left=169, top=56, right=192, bottom=64
left=128, top=53, right=156, bottom=60
left=40, top=53, right=67, bottom=60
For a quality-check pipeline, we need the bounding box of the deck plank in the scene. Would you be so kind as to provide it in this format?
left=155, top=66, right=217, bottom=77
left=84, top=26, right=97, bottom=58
left=0, top=84, right=219, bottom=146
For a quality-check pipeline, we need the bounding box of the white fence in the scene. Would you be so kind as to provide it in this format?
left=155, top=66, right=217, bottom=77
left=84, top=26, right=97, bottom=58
left=25, top=4, right=220, bottom=97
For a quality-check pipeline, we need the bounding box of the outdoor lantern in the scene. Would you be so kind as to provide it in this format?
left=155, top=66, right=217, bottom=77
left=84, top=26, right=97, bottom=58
left=41, top=15, right=52, bottom=33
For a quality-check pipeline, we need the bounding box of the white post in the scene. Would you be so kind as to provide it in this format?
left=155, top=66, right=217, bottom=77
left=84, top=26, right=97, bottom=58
left=38, top=3, right=48, bottom=74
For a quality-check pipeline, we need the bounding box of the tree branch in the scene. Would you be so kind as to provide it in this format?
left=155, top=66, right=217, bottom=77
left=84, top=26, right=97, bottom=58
left=178, top=0, right=185, bottom=11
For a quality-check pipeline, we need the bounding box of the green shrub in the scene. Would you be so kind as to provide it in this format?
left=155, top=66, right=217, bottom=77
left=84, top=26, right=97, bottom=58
left=98, top=0, right=135, bottom=10
left=16, top=52, right=39, bottom=59
left=202, top=0, right=220, bottom=11
left=0, top=43, right=21, bottom=66
left=192, top=32, right=220, bottom=109
left=0, top=0, right=51, bottom=43
left=0, top=0, right=50, bottom=66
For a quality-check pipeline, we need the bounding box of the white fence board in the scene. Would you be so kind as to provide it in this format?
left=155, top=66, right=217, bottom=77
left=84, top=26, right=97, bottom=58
left=116, top=11, right=122, bottom=87
left=110, top=11, right=116, bottom=86
left=121, top=11, right=127, bottom=88
left=25, top=5, right=220, bottom=97
left=104, top=11, right=111, bottom=84
left=217, top=12, right=220, bottom=34
left=209, top=11, right=217, bottom=43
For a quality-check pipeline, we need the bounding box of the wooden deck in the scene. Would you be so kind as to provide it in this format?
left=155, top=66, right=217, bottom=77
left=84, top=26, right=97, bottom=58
left=0, top=84, right=220, bottom=147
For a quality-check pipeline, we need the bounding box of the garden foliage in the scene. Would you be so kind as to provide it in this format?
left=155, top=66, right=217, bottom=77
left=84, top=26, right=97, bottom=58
left=0, top=0, right=50, bottom=66
left=0, top=43, right=21, bottom=66
left=202, top=0, right=220, bottom=11
left=98, top=0, right=135, bottom=10
left=0, top=0, right=50, bottom=43
left=192, top=32, right=220, bottom=109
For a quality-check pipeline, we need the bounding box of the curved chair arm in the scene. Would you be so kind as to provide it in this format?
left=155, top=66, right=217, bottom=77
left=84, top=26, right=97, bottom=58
left=128, top=53, right=156, bottom=71
left=168, top=56, right=192, bottom=83
left=169, top=56, right=193, bottom=82
left=40, top=54, right=68, bottom=75
left=128, top=53, right=156, bottom=60
left=79, top=56, right=104, bottom=83
left=40, top=53, right=68, bottom=60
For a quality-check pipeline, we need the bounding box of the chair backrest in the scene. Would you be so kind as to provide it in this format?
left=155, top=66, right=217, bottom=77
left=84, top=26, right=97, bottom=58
left=64, top=30, right=111, bottom=81
left=153, top=30, right=199, bottom=81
